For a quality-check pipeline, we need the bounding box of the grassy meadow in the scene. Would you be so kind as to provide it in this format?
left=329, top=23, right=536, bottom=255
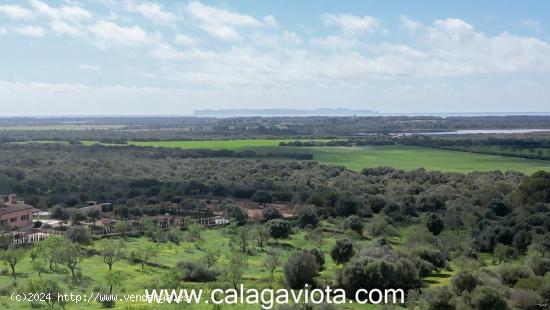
left=0, top=220, right=436, bottom=310
left=79, top=140, right=550, bottom=174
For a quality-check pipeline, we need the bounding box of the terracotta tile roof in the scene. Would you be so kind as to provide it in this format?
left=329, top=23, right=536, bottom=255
left=0, top=202, right=34, bottom=215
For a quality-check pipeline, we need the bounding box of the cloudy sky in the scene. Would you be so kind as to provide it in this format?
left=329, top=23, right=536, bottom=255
left=0, top=0, right=549, bottom=115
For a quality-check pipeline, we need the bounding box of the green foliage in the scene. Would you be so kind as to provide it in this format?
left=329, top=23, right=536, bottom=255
left=426, top=213, right=445, bottom=236
left=420, top=286, right=456, bottom=310
left=341, top=215, right=364, bottom=236
left=268, top=219, right=292, bottom=242
left=1, top=246, right=25, bottom=278
left=294, top=205, right=319, bottom=229
left=283, top=251, right=320, bottom=289
left=66, top=226, right=92, bottom=245
left=451, top=271, right=479, bottom=294
left=470, top=286, right=509, bottom=310
left=330, top=239, right=354, bottom=265
left=173, top=261, right=219, bottom=282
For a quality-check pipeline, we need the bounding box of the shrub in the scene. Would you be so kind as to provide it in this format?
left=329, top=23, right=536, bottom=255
left=451, top=271, right=478, bottom=295
left=268, top=219, right=292, bottom=242
left=174, top=261, right=219, bottom=282
left=252, top=191, right=272, bottom=204
left=262, top=207, right=281, bottom=221
left=336, top=256, right=421, bottom=296
left=224, top=204, right=248, bottom=226
left=499, top=264, right=531, bottom=287
left=295, top=206, right=319, bottom=228
left=306, top=248, right=325, bottom=271
left=426, top=213, right=444, bottom=236
left=65, top=226, right=91, bottom=245
left=487, top=199, right=512, bottom=217
left=470, top=286, right=508, bottom=310
left=420, top=286, right=456, bottom=310
left=493, top=243, right=516, bottom=263
left=411, top=246, right=445, bottom=269
left=283, top=251, right=320, bottom=289
left=330, top=239, right=354, bottom=265
left=510, top=289, right=542, bottom=310
left=341, top=215, right=364, bottom=236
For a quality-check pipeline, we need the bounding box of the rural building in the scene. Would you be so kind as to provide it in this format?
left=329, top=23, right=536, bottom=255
left=0, top=194, right=34, bottom=230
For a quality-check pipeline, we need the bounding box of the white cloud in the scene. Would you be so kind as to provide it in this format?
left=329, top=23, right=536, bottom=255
left=186, top=1, right=262, bottom=40
left=0, top=27, right=6, bottom=35
left=89, top=21, right=150, bottom=46
left=400, top=15, right=421, bottom=33
left=14, top=25, right=45, bottom=37
left=29, top=1, right=92, bottom=36
left=174, top=34, right=195, bottom=45
left=321, top=13, right=381, bottom=35
left=150, top=43, right=185, bottom=60
left=79, top=64, right=100, bottom=71
left=51, top=20, right=79, bottom=35
left=520, top=19, right=540, bottom=31
left=126, top=1, right=176, bottom=25
left=310, top=35, right=360, bottom=50
left=30, top=0, right=92, bottom=22
left=0, top=4, right=34, bottom=20
left=263, top=15, right=278, bottom=28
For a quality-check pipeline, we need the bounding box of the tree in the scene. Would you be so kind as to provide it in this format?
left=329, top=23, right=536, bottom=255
left=231, top=227, right=250, bottom=254
left=254, top=224, right=270, bottom=250
left=427, top=213, right=444, bottom=236
left=224, top=204, right=248, bottom=226
left=262, top=207, right=281, bottom=221
left=26, top=279, right=66, bottom=309
left=115, top=220, right=130, bottom=239
left=202, top=249, right=220, bottom=269
left=136, top=244, right=158, bottom=269
left=284, top=251, right=320, bottom=289
left=114, top=206, right=130, bottom=219
left=470, top=286, right=508, bottom=310
left=51, top=206, right=70, bottom=227
left=36, top=236, right=64, bottom=271
left=295, top=205, right=319, bottom=228
left=187, top=222, right=202, bottom=241
left=487, top=199, right=512, bottom=217
left=420, top=286, right=456, bottom=310
left=225, top=251, right=248, bottom=290
left=342, top=215, right=364, bottom=236
left=59, top=240, right=83, bottom=280
left=105, top=271, right=125, bottom=295
left=330, top=239, right=354, bottom=265
left=268, top=219, right=292, bottom=243
left=87, top=209, right=101, bottom=227
left=1, top=246, right=25, bottom=278
left=252, top=191, right=272, bottom=204
left=451, top=271, right=478, bottom=294
left=66, top=226, right=91, bottom=245
left=262, top=249, right=280, bottom=287
left=100, top=239, right=125, bottom=271
left=71, top=211, right=86, bottom=225
left=335, top=198, right=359, bottom=217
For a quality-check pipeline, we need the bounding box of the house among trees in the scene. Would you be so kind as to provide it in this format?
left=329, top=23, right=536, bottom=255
left=0, top=194, right=34, bottom=230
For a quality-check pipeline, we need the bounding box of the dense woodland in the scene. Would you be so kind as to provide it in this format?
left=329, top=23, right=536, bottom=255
left=1, top=117, right=550, bottom=309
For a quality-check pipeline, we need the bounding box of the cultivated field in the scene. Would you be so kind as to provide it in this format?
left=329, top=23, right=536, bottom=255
left=80, top=140, right=550, bottom=174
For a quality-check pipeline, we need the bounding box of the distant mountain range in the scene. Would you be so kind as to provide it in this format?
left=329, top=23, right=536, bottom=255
left=193, top=108, right=379, bottom=117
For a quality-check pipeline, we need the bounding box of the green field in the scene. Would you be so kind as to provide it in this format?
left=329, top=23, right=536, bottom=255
left=0, top=224, right=396, bottom=310
left=32, top=140, right=550, bottom=173
left=279, top=145, right=550, bottom=173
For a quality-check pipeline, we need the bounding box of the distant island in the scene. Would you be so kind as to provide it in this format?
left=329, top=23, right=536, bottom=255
left=193, top=108, right=379, bottom=117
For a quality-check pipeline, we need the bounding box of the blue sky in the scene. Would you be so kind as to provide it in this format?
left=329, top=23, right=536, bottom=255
left=0, top=0, right=549, bottom=115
